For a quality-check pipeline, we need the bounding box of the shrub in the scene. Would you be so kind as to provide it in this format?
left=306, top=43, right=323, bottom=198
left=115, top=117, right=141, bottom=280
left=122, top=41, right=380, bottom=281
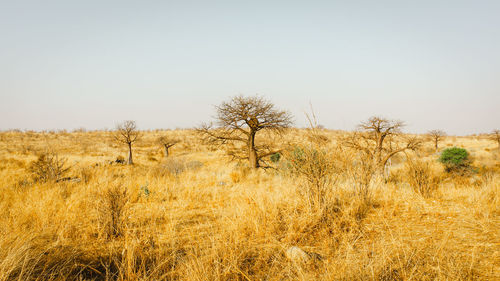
left=439, top=147, right=470, bottom=174
left=185, top=160, right=204, bottom=171
left=270, top=152, right=281, bottom=163
left=98, top=185, right=128, bottom=238
left=286, top=146, right=337, bottom=208
left=162, top=158, right=186, bottom=175
left=344, top=151, right=375, bottom=199
left=114, top=155, right=126, bottom=164
left=28, top=152, right=70, bottom=183
left=405, top=159, right=439, bottom=197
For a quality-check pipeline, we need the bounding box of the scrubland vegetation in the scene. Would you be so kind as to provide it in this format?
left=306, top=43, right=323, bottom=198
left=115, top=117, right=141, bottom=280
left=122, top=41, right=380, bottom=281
left=0, top=126, right=499, bottom=281
left=0, top=97, right=499, bottom=281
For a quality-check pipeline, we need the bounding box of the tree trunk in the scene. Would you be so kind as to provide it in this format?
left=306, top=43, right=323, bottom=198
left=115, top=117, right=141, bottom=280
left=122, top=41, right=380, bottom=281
left=375, top=159, right=385, bottom=177
left=248, top=131, right=259, bottom=168
left=435, top=140, right=438, bottom=152
left=164, top=144, right=169, bottom=157
left=127, top=142, right=133, bottom=165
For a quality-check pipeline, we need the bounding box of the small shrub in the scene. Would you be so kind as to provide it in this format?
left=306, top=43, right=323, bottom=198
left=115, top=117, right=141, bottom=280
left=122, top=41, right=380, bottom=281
left=230, top=167, right=249, bottom=183
left=270, top=152, right=281, bottom=163
left=286, top=146, right=337, bottom=208
left=405, top=159, right=439, bottom=197
left=28, top=152, right=70, bottom=183
left=346, top=152, right=375, bottom=199
left=79, top=167, right=94, bottom=184
left=158, top=158, right=186, bottom=176
left=15, top=177, right=32, bottom=189
left=386, top=169, right=404, bottom=184
left=439, top=147, right=471, bottom=174
left=114, top=156, right=126, bottom=164
left=98, top=185, right=128, bottom=238
left=185, top=160, right=203, bottom=171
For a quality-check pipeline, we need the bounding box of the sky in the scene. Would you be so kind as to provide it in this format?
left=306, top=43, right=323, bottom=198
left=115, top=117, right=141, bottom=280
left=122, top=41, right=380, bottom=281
left=1, top=0, right=499, bottom=135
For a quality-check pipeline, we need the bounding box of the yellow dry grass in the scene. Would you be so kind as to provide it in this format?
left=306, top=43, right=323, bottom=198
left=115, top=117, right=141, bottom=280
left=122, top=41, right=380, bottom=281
left=0, top=129, right=498, bottom=280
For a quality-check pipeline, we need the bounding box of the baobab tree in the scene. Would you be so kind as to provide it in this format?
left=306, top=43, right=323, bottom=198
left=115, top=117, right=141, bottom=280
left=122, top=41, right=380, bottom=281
left=198, top=95, right=293, bottom=168
left=157, top=135, right=179, bottom=157
left=428, top=129, right=446, bottom=152
left=490, top=129, right=500, bottom=150
left=343, top=116, right=421, bottom=175
left=114, top=120, right=140, bottom=165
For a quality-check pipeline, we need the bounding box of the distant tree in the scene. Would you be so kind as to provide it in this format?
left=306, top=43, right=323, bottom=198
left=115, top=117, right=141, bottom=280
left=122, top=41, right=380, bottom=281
left=427, top=129, right=447, bottom=152
left=114, top=120, right=140, bottom=165
left=490, top=129, right=500, bottom=150
left=157, top=135, right=180, bottom=157
left=198, top=95, right=293, bottom=168
left=343, top=116, right=421, bottom=175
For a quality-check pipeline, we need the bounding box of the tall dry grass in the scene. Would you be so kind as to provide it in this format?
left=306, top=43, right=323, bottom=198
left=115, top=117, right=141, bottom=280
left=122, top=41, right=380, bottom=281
left=0, top=130, right=498, bottom=280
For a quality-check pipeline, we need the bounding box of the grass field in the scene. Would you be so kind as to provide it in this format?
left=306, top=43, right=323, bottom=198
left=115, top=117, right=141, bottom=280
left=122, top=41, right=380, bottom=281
left=0, top=129, right=499, bottom=280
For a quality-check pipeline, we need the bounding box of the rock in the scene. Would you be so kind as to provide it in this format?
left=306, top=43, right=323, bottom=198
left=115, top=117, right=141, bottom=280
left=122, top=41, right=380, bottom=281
left=285, top=246, right=311, bottom=263
left=70, top=178, right=81, bottom=183
left=285, top=246, right=323, bottom=265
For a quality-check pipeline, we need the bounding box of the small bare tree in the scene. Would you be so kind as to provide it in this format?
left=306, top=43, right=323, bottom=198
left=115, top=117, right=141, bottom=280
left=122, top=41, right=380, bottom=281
left=428, top=129, right=446, bottom=152
left=157, top=135, right=180, bottom=157
left=198, top=95, right=293, bottom=168
left=114, top=120, right=140, bottom=165
left=490, top=129, right=500, bottom=150
left=343, top=116, right=421, bottom=175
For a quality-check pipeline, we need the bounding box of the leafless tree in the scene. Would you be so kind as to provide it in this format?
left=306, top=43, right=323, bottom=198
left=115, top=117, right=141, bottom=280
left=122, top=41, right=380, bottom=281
left=114, top=120, right=140, bottom=165
left=343, top=116, right=421, bottom=175
left=427, top=129, right=446, bottom=152
left=490, top=129, right=500, bottom=150
left=198, top=95, right=293, bottom=168
left=157, top=135, right=180, bottom=157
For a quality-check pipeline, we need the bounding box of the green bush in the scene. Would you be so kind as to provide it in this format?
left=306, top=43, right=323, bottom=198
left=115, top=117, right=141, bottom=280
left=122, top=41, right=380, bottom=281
left=270, top=152, right=281, bottom=163
left=439, top=147, right=470, bottom=173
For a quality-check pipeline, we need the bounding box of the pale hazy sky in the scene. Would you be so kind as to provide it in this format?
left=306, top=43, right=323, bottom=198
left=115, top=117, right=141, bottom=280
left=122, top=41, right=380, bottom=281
left=1, top=0, right=499, bottom=135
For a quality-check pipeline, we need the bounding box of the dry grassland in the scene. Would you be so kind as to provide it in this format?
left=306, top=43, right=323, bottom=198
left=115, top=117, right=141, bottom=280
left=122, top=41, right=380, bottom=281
left=0, top=129, right=498, bottom=280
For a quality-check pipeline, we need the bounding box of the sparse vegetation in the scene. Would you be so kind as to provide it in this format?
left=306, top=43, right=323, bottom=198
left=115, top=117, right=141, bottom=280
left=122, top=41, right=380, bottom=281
left=0, top=126, right=498, bottom=280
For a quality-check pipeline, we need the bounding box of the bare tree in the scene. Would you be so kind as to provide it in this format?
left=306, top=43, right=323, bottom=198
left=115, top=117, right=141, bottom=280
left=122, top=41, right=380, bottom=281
left=343, top=116, right=421, bottom=175
left=157, top=135, right=180, bottom=157
left=428, top=129, right=446, bottom=152
left=490, top=129, right=500, bottom=150
left=198, top=95, right=293, bottom=168
left=114, top=120, right=140, bottom=165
